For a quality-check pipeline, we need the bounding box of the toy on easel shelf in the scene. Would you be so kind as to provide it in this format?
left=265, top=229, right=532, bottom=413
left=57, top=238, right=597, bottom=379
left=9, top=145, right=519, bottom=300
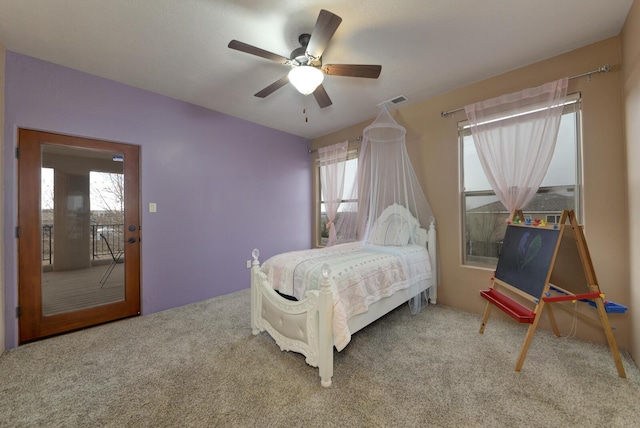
left=548, top=285, right=628, bottom=314
left=478, top=209, right=627, bottom=378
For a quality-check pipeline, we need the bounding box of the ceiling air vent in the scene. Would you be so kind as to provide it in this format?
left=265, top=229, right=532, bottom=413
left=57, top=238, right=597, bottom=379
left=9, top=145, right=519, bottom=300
left=377, top=95, right=408, bottom=107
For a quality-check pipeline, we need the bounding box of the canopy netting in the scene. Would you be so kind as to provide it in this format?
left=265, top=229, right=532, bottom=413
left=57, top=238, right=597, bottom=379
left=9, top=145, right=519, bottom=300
left=357, top=106, right=436, bottom=313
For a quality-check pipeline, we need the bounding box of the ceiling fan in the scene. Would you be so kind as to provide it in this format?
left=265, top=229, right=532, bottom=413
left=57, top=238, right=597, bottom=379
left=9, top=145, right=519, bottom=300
left=228, top=9, right=382, bottom=108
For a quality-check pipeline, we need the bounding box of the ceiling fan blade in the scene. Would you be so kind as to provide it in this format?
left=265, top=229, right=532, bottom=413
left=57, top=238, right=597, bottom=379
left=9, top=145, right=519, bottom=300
left=306, top=10, right=342, bottom=59
left=228, top=40, right=291, bottom=64
left=313, top=84, right=333, bottom=108
left=322, top=64, right=382, bottom=78
left=254, top=76, right=290, bottom=98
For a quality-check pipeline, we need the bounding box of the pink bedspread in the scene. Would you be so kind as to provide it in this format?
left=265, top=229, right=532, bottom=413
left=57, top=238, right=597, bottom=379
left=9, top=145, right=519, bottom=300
left=261, top=242, right=432, bottom=351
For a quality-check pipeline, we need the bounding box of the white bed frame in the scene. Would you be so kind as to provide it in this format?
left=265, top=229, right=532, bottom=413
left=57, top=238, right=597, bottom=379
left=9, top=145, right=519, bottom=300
left=250, top=219, right=437, bottom=387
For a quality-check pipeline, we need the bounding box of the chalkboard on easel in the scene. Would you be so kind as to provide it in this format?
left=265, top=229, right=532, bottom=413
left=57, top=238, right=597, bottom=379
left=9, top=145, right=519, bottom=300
left=494, top=225, right=560, bottom=298
left=481, top=210, right=626, bottom=378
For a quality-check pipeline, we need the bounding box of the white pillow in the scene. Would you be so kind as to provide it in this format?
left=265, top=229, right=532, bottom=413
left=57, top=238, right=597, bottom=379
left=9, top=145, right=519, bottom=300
left=384, top=217, right=411, bottom=245
left=370, top=211, right=411, bottom=246
left=368, top=204, right=431, bottom=246
left=412, top=227, right=428, bottom=247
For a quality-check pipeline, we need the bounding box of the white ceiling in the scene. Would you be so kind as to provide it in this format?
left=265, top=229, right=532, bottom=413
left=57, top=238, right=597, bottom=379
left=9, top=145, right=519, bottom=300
left=0, top=0, right=633, bottom=139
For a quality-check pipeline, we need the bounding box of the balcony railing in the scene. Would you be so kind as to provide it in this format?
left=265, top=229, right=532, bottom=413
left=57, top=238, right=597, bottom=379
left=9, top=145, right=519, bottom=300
left=41, top=224, right=125, bottom=264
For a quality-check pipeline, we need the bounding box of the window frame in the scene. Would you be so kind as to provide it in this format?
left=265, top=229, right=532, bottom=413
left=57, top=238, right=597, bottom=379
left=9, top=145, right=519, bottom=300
left=459, top=92, right=583, bottom=268
left=313, top=145, right=360, bottom=247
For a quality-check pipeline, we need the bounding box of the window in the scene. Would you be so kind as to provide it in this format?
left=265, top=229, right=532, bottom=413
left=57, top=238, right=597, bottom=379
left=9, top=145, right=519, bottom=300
left=460, top=94, right=582, bottom=267
left=546, top=214, right=561, bottom=223
left=318, top=154, right=358, bottom=246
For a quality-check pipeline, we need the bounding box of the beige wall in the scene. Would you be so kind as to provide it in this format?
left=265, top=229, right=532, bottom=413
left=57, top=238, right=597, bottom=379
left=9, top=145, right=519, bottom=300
left=622, top=0, right=640, bottom=362
left=0, top=41, right=5, bottom=354
left=313, top=36, right=633, bottom=353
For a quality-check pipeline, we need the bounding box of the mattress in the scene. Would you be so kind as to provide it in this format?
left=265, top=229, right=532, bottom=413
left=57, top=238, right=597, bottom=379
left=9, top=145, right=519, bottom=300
left=261, top=242, right=432, bottom=350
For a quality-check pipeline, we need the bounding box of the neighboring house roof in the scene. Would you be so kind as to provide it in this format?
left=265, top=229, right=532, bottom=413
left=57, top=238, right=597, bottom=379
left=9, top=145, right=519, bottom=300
left=468, top=192, right=574, bottom=213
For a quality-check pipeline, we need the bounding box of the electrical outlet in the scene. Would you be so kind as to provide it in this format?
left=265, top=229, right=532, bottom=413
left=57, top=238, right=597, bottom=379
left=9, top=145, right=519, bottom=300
left=246, top=260, right=251, bottom=269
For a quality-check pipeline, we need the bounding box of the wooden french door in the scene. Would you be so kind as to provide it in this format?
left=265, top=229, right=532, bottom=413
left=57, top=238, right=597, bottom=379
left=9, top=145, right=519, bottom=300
left=18, top=129, right=141, bottom=343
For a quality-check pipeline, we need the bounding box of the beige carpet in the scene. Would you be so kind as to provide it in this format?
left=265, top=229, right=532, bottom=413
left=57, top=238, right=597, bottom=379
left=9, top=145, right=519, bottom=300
left=1, top=288, right=639, bottom=427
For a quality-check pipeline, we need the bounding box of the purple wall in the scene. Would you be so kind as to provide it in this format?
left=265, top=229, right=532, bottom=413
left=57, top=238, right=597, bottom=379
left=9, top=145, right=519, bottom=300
left=3, top=52, right=311, bottom=349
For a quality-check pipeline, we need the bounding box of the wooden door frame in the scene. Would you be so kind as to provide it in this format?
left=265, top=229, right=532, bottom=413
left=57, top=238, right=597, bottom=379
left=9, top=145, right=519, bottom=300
left=18, top=129, right=140, bottom=343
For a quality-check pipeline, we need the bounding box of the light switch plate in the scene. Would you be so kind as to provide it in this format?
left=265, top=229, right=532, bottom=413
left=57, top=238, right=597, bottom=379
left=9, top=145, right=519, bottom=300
left=149, top=202, right=157, bottom=213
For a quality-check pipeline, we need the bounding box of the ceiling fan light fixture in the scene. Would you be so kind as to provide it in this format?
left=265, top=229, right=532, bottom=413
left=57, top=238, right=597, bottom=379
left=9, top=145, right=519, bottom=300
left=288, top=66, right=324, bottom=95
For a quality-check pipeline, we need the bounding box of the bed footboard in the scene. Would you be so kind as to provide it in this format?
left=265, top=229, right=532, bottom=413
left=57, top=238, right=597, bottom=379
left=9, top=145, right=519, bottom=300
left=250, top=250, right=334, bottom=387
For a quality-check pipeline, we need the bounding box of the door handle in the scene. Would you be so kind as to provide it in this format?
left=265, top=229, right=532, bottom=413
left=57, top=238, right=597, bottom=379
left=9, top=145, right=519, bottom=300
left=128, top=237, right=137, bottom=244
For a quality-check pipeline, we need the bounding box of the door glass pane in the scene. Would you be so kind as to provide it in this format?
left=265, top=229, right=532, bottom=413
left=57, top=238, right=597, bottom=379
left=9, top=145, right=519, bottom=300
left=41, top=144, right=125, bottom=316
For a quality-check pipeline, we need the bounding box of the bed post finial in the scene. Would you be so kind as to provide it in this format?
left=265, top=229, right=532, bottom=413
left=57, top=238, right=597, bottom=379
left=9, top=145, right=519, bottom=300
left=251, top=249, right=261, bottom=269
left=321, top=263, right=330, bottom=280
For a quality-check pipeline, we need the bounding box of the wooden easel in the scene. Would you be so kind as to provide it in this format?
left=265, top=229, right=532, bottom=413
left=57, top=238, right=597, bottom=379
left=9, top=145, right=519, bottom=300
left=479, top=210, right=626, bottom=378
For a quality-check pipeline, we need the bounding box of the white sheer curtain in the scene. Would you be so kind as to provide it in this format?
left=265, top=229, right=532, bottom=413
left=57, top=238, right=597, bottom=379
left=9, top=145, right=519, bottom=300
left=464, top=78, right=568, bottom=218
left=333, top=160, right=359, bottom=244
left=319, top=141, right=348, bottom=246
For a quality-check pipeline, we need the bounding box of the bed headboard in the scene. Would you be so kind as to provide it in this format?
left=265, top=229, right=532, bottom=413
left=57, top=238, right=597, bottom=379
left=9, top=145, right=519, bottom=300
left=369, top=203, right=429, bottom=247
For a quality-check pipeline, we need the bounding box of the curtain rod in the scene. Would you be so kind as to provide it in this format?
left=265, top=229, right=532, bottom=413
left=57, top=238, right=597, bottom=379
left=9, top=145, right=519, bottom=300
left=439, top=63, right=611, bottom=118
left=308, top=136, right=362, bottom=154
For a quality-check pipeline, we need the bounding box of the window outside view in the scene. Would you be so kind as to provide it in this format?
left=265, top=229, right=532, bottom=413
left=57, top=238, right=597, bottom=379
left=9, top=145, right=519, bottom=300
left=41, top=169, right=125, bottom=266
left=461, top=108, right=580, bottom=268
left=319, top=157, right=358, bottom=246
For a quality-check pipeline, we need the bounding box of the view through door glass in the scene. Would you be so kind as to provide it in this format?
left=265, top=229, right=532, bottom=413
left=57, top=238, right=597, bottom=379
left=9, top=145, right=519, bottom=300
left=41, top=145, right=125, bottom=316
left=18, top=129, right=140, bottom=343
